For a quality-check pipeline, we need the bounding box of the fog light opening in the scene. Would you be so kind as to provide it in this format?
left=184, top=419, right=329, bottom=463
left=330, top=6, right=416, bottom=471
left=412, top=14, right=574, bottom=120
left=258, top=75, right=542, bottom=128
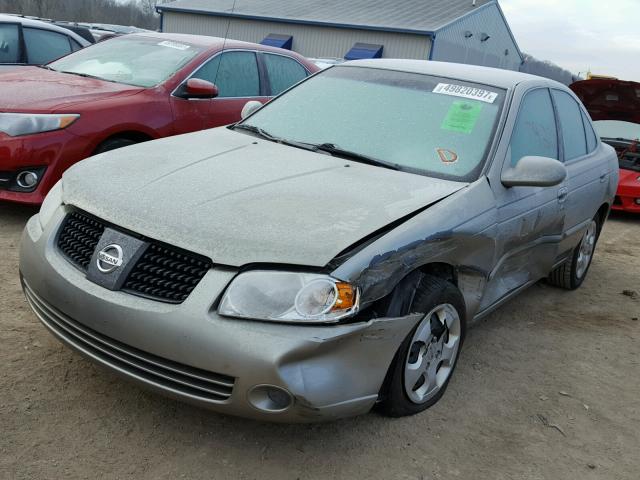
left=248, top=385, right=294, bottom=413
left=16, top=170, right=40, bottom=189
left=635, top=198, right=640, bottom=205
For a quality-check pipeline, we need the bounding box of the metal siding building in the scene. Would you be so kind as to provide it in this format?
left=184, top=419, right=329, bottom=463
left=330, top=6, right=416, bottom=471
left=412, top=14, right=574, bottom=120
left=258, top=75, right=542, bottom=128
left=431, top=2, right=521, bottom=71
left=157, top=0, right=522, bottom=70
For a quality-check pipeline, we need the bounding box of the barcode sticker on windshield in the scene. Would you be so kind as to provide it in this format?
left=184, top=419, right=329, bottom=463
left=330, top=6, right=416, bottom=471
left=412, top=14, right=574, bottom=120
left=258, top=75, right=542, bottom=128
left=158, top=40, right=190, bottom=50
left=433, top=83, right=498, bottom=104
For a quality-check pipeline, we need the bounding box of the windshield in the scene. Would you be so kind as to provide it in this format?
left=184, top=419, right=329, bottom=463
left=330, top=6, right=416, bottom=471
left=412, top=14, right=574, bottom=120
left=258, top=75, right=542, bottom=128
left=49, top=36, right=203, bottom=87
left=594, top=120, right=640, bottom=141
left=240, top=66, right=506, bottom=181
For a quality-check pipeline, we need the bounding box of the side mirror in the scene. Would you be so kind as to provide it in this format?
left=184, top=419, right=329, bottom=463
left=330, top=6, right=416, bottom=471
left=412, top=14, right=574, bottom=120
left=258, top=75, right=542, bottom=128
left=501, top=156, right=567, bottom=188
left=179, top=78, right=219, bottom=99
left=241, top=100, right=263, bottom=119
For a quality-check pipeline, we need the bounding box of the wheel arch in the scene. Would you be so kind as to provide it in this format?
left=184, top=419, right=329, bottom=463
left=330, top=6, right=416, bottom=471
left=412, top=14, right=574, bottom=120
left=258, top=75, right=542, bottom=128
left=92, top=130, right=155, bottom=154
left=596, top=202, right=610, bottom=233
left=370, top=261, right=482, bottom=321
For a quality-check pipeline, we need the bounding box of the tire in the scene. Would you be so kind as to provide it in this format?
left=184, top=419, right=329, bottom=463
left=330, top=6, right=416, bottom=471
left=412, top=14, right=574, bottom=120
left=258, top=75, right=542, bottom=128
left=380, top=274, right=466, bottom=417
left=548, top=215, right=601, bottom=290
left=94, top=137, right=137, bottom=155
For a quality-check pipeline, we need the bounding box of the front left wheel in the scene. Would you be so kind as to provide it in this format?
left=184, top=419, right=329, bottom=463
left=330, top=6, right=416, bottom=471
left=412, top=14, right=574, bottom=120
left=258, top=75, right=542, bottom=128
left=380, top=274, right=466, bottom=417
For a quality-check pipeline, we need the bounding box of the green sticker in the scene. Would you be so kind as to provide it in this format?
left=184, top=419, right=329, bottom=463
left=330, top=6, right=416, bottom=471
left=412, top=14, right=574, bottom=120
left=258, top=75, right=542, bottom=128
left=441, top=101, right=483, bottom=134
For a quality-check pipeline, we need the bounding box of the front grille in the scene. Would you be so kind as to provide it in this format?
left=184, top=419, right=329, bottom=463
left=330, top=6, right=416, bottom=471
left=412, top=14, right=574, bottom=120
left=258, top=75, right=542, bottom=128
left=58, top=211, right=105, bottom=269
left=57, top=210, right=212, bottom=304
left=122, top=243, right=211, bottom=303
left=614, top=195, right=623, bottom=206
left=23, top=280, right=235, bottom=403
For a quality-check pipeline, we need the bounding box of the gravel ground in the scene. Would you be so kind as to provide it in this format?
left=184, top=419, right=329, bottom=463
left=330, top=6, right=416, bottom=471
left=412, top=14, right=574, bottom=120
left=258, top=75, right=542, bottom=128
left=1, top=204, right=638, bottom=480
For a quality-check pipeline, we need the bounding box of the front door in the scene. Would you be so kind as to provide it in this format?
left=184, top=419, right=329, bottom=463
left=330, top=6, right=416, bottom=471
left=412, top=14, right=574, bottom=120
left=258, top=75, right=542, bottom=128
left=191, top=50, right=268, bottom=128
left=481, top=87, right=566, bottom=310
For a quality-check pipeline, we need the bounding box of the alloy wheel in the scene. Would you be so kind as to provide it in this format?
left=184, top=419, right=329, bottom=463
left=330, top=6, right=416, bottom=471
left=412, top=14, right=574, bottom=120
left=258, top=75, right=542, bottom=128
left=576, top=220, right=597, bottom=279
left=404, top=303, right=461, bottom=404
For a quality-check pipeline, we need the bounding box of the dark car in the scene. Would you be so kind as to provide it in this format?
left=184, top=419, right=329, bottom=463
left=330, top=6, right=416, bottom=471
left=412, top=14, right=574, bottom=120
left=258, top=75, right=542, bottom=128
left=0, top=32, right=318, bottom=205
left=0, top=14, right=90, bottom=71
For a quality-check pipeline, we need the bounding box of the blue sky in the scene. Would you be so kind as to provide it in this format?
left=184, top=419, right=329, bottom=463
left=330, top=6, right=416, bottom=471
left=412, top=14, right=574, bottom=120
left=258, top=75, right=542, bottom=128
left=501, top=0, right=640, bottom=80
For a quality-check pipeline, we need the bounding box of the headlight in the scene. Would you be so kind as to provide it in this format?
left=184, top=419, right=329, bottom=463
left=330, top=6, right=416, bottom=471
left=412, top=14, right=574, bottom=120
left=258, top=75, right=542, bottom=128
left=39, top=180, right=63, bottom=229
left=218, top=271, right=359, bottom=324
left=0, top=113, right=79, bottom=137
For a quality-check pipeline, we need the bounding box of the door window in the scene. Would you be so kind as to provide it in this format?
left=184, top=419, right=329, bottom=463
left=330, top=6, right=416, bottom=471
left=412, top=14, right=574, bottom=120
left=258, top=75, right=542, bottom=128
left=510, top=88, right=558, bottom=166
left=24, top=28, right=73, bottom=64
left=263, top=53, right=308, bottom=96
left=552, top=90, right=588, bottom=161
left=0, top=23, right=20, bottom=63
left=581, top=109, right=598, bottom=153
left=193, top=51, right=260, bottom=98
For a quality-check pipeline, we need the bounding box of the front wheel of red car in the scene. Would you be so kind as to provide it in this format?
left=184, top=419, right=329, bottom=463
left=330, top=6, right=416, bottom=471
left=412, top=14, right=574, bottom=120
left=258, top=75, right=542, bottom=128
left=94, top=137, right=138, bottom=155
left=380, top=274, right=466, bottom=417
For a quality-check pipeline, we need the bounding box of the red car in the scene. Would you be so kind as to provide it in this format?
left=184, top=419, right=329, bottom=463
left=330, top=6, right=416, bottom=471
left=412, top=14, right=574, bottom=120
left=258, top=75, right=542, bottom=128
left=571, top=79, right=640, bottom=213
left=0, top=33, right=318, bottom=204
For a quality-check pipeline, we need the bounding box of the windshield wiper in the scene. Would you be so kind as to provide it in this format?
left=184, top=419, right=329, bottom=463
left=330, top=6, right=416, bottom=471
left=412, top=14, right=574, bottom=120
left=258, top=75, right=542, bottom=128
left=36, top=65, right=55, bottom=71
left=58, top=70, right=117, bottom=83
left=311, top=143, right=402, bottom=171
left=232, top=124, right=318, bottom=152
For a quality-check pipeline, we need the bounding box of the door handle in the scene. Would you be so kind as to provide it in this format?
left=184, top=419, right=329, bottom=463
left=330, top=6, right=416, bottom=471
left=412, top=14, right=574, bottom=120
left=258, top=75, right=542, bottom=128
left=557, top=187, right=568, bottom=203
left=600, top=171, right=608, bottom=183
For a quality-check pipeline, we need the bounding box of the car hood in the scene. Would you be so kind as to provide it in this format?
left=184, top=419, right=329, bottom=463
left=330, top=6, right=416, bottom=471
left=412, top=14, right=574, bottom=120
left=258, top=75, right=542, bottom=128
left=570, top=79, right=640, bottom=124
left=62, top=128, right=468, bottom=267
left=0, top=66, right=143, bottom=111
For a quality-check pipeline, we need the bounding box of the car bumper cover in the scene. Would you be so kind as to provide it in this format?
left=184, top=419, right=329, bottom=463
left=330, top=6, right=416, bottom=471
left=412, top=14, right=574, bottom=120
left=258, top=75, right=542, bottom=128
left=19, top=211, right=421, bottom=422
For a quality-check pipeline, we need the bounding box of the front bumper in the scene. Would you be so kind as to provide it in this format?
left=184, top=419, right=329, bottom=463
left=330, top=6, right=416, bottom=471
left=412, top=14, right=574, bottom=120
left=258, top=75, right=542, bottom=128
left=0, top=130, right=88, bottom=205
left=19, top=210, right=420, bottom=422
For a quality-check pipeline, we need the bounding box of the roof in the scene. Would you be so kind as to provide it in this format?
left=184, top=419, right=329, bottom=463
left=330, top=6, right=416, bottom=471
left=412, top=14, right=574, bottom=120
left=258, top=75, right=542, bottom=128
left=129, top=33, right=315, bottom=64
left=156, top=0, right=495, bottom=34
left=0, top=14, right=91, bottom=46
left=339, top=59, right=563, bottom=89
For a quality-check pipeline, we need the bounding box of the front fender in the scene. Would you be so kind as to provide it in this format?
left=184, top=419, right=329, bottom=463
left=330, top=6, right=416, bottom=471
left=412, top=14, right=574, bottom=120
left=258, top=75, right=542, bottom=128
left=331, top=179, right=498, bottom=320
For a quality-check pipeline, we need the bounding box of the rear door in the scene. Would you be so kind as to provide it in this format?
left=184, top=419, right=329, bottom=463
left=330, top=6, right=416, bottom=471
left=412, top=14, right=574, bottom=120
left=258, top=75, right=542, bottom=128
left=551, top=89, right=608, bottom=255
left=482, top=87, right=565, bottom=310
left=260, top=52, right=310, bottom=97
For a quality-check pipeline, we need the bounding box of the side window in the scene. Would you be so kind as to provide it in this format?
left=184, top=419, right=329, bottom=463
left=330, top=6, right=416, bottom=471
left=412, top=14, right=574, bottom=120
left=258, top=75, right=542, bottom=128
left=263, top=53, right=308, bottom=96
left=24, top=28, right=73, bottom=64
left=581, top=109, right=598, bottom=153
left=70, top=39, right=83, bottom=52
left=552, top=90, right=588, bottom=161
left=192, top=51, right=260, bottom=98
left=0, top=23, right=21, bottom=63
left=510, top=88, right=558, bottom=166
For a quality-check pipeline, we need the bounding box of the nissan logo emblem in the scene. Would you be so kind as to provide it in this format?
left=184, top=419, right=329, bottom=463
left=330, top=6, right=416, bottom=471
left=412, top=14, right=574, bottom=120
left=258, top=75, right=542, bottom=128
left=97, top=244, right=124, bottom=273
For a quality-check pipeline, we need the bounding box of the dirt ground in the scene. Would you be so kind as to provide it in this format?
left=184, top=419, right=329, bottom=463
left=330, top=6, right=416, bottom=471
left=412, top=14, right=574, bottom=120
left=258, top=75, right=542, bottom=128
left=0, top=203, right=638, bottom=480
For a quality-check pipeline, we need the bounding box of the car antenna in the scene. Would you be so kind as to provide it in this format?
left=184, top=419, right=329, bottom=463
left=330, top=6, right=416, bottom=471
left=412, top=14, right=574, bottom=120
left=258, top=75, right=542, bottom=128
left=213, top=0, right=238, bottom=89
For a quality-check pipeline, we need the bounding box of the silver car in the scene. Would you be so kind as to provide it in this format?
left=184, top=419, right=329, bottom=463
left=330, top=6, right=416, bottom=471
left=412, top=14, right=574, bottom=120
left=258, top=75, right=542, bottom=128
left=20, top=60, right=618, bottom=422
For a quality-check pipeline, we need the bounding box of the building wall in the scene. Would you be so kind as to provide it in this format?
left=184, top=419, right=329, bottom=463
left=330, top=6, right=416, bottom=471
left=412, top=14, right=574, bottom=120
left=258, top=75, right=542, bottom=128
left=430, top=3, right=522, bottom=71
left=162, top=12, right=432, bottom=59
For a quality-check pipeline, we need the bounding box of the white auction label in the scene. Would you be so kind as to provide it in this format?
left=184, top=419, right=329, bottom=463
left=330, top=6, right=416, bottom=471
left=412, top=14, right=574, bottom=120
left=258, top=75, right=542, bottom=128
left=433, top=83, right=498, bottom=104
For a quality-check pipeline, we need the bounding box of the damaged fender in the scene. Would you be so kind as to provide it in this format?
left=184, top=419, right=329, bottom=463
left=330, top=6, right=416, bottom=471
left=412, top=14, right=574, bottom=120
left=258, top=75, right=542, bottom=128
left=331, top=178, right=497, bottom=320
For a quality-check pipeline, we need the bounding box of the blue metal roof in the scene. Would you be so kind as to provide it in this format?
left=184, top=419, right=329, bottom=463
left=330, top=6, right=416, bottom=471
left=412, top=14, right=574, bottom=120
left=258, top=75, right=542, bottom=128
left=157, top=0, right=496, bottom=34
